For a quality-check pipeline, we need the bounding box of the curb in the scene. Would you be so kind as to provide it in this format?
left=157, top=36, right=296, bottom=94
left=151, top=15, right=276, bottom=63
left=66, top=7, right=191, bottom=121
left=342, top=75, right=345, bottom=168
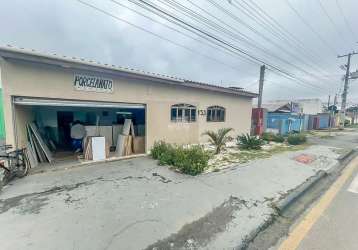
left=276, top=148, right=357, bottom=212
left=238, top=148, right=358, bottom=249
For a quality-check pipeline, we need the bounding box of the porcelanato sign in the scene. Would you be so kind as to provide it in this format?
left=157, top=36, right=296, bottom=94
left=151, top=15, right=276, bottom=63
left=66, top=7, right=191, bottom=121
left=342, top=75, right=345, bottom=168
left=73, top=74, right=114, bottom=93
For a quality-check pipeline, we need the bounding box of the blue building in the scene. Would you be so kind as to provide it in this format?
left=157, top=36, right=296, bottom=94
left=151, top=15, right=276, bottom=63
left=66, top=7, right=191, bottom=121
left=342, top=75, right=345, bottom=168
left=262, top=101, right=304, bottom=135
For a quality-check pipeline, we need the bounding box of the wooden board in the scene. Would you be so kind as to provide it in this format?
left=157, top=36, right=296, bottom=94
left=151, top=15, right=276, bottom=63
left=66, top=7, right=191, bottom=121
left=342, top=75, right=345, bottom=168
left=115, top=134, right=127, bottom=157
left=124, top=136, right=133, bottom=156
left=85, top=126, right=113, bottom=146
left=133, top=136, right=145, bottom=154
left=28, top=122, right=53, bottom=163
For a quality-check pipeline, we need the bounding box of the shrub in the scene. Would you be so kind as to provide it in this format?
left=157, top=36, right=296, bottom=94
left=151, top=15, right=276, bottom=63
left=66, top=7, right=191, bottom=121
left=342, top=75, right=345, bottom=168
left=262, top=132, right=285, bottom=143
left=287, top=133, right=307, bottom=145
left=173, top=146, right=211, bottom=175
left=151, top=141, right=171, bottom=160
left=237, top=134, right=263, bottom=150
left=202, top=128, right=234, bottom=154
left=150, top=141, right=210, bottom=175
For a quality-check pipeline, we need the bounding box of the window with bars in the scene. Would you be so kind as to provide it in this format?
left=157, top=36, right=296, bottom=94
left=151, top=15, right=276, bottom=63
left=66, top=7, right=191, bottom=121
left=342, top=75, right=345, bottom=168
left=171, top=103, right=197, bottom=122
left=207, top=106, right=225, bottom=122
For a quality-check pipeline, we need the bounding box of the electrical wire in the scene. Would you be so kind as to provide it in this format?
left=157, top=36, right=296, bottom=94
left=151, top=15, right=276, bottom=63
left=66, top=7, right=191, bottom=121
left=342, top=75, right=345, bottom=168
left=76, top=0, right=329, bottom=94
left=227, top=0, right=334, bottom=82
left=335, top=0, right=358, bottom=42
left=134, top=0, right=325, bottom=90
left=158, top=0, right=330, bottom=82
left=316, top=0, right=353, bottom=45
left=284, top=0, right=339, bottom=55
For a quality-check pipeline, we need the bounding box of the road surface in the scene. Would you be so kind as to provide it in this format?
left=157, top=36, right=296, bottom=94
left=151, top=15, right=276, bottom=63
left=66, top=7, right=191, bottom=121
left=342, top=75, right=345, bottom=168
left=278, top=156, right=358, bottom=250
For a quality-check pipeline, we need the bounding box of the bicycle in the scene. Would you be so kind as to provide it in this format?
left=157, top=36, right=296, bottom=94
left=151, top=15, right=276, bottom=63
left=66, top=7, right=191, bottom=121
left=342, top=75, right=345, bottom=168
left=0, top=145, right=29, bottom=191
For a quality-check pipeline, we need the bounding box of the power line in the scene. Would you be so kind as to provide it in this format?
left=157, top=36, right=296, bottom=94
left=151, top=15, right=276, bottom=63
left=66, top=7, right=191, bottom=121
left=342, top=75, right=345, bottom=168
left=227, top=0, right=333, bottom=81
left=134, top=0, right=325, bottom=90
left=157, top=0, right=330, bottom=83
left=285, top=0, right=338, bottom=55
left=245, top=0, right=327, bottom=64
left=75, top=0, right=258, bottom=76
left=335, top=0, right=358, bottom=42
left=110, top=0, right=259, bottom=72
left=76, top=0, right=326, bottom=94
left=316, top=0, right=353, bottom=45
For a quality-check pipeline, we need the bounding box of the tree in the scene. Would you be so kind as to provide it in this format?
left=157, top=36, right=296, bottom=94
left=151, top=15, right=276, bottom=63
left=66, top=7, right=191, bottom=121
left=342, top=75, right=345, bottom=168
left=202, top=128, right=233, bottom=154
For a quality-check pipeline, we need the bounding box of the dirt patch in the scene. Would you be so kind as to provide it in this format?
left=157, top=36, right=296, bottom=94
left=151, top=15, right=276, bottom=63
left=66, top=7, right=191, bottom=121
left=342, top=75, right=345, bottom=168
left=144, top=196, right=248, bottom=250
left=293, top=154, right=317, bottom=164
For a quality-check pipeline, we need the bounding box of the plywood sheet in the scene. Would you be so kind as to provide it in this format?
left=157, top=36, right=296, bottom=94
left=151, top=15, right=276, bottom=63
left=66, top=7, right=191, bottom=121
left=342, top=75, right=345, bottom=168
left=115, top=134, right=127, bottom=157
left=85, top=126, right=113, bottom=146
left=122, top=119, right=132, bottom=136
left=133, top=136, right=145, bottom=154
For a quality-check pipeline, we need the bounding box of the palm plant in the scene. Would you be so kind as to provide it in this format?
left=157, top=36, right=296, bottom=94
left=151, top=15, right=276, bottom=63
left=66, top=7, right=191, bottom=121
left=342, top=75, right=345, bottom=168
left=202, top=128, right=234, bottom=154
left=237, top=134, right=263, bottom=150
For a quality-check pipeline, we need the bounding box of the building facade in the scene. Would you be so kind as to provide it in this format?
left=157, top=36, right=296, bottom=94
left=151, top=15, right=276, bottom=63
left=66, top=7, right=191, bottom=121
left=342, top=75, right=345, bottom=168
left=0, top=46, right=257, bottom=155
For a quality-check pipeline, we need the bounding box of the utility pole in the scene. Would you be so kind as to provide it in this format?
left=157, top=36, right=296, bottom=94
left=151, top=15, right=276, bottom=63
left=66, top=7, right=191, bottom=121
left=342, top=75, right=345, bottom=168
left=328, top=95, right=331, bottom=135
left=257, top=65, right=266, bottom=108
left=337, top=51, right=358, bottom=128
left=334, top=94, right=338, bottom=106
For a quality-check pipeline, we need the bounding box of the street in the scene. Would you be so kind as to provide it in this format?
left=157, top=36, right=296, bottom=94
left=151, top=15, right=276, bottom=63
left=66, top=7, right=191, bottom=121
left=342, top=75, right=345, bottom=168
left=278, top=155, right=358, bottom=250
left=0, top=140, right=343, bottom=250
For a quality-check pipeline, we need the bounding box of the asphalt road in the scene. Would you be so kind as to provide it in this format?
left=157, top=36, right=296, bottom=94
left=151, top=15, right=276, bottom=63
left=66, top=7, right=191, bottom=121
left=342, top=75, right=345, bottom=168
left=295, top=162, right=358, bottom=250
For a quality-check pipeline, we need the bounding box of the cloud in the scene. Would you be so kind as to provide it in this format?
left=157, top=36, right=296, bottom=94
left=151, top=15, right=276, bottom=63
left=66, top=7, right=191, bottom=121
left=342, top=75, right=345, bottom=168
left=0, top=0, right=357, bottom=104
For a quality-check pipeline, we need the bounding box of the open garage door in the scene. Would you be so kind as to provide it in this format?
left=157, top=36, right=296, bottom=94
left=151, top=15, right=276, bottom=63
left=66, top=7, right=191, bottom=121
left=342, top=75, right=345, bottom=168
left=13, top=96, right=146, bottom=166
left=13, top=96, right=145, bottom=109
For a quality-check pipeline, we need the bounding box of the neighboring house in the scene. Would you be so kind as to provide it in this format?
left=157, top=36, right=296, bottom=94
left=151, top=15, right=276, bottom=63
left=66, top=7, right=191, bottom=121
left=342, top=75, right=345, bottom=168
left=0, top=46, right=257, bottom=158
left=295, top=98, right=322, bottom=115
left=261, top=98, right=322, bottom=115
left=260, top=101, right=303, bottom=135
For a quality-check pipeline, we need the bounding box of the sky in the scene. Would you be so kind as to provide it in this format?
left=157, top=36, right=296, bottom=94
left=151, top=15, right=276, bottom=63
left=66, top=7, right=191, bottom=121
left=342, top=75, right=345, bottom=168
left=1, top=0, right=358, bottom=105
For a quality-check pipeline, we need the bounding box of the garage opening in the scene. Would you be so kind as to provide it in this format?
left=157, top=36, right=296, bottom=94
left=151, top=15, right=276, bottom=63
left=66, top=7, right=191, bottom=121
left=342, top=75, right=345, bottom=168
left=13, top=97, right=146, bottom=168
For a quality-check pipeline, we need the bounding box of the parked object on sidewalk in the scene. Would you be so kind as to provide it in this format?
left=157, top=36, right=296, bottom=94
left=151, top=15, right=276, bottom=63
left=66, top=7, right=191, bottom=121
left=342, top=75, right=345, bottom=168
left=0, top=145, right=29, bottom=191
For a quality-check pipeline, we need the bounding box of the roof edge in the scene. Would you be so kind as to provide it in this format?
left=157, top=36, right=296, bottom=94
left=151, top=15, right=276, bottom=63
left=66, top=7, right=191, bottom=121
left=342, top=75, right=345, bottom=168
left=0, top=45, right=258, bottom=98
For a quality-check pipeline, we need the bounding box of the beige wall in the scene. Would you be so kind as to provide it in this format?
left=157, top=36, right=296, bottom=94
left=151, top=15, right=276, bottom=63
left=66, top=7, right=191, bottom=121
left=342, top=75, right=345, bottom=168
left=0, top=59, right=253, bottom=151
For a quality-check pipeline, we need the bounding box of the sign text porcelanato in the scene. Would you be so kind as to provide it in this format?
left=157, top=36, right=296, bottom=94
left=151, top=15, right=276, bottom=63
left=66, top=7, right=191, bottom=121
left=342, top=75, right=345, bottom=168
left=73, top=74, right=114, bottom=93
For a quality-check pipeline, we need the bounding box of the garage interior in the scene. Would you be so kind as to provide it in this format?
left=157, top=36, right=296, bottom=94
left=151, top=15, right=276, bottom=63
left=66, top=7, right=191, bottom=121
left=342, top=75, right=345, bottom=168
left=13, top=97, right=146, bottom=167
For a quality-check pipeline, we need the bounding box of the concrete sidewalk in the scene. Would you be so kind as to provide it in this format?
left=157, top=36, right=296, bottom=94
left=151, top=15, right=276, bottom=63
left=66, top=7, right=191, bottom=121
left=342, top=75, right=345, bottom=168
left=0, top=144, right=342, bottom=250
